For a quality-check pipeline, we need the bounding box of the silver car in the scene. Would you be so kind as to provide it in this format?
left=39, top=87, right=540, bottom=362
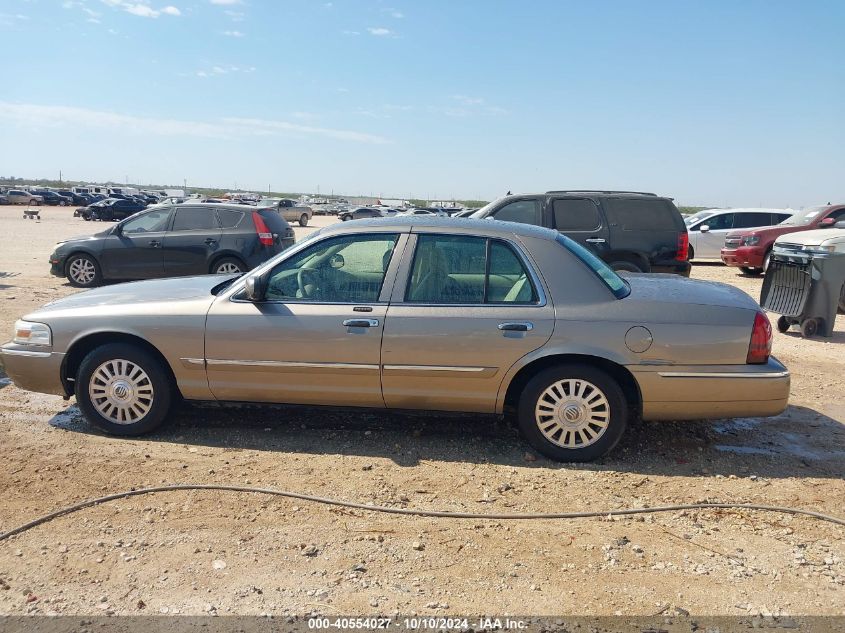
left=0, top=218, right=789, bottom=462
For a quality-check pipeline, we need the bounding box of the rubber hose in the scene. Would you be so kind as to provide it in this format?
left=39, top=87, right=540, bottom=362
left=1, top=483, right=843, bottom=542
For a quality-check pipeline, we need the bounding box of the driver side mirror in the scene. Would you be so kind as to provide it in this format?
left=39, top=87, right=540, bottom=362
left=244, top=274, right=266, bottom=302
left=699, top=225, right=710, bottom=233
left=820, top=217, right=836, bottom=227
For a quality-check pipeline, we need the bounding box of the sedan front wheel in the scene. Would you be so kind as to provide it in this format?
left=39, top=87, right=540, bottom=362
left=76, top=343, right=173, bottom=436
left=66, top=254, right=102, bottom=288
left=517, top=365, right=628, bottom=462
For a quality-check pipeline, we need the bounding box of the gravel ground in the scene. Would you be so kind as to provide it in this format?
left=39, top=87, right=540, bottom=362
left=0, top=205, right=843, bottom=616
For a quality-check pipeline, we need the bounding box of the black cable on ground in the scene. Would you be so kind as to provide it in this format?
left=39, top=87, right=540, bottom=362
left=1, top=483, right=844, bottom=542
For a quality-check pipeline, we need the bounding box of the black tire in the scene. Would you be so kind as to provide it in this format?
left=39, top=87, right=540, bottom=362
left=838, top=282, right=845, bottom=315
left=75, top=343, right=172, bottom=436
left=800, top=318, right=818, bottom=339
left=516, top=364, right=628, bottom=462
left=65, top=253, right=102, bottom=288
left=776, top=315, right=791, bottom=333
left=740, top=266, right=763, bottom=276
left=687, top=245, right=695, bottom=260
left=59, top=200, right=67, bottom=207
left=211, top=256, right=246, bottom=275
left=299, top=213, right=309, bottom=227
left=341, top=214, right=351, bottom=221
left=763, top=251, right=772, bottom=272
left=608, top=260, right=644, bottom=273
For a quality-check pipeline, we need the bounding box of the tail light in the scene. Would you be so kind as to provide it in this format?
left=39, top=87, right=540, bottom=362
left=676, top=231, right=689, bottom=261
left=252, top=212, right=274, bottom=246
left=747, top=311, right=772, bottom=364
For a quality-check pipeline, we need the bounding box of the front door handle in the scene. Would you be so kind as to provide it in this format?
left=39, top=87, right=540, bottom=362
left=498, top=322, right=533, bottom=332
left=148, top=240, right=161, bottom=248
left=585, top=237, right=606, bottom=244
left=205, top=238, right=217, bottom=245
left=343, top=318, right=379, bottom=328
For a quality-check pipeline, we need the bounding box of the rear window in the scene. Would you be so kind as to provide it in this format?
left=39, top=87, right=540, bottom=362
left=556, top=234, right=630, bottom=299
left=256, top=209, right=291, bottom=231
left=217, top=208, right=245, bottom=228
left=603, top=198, right=679, bottom=231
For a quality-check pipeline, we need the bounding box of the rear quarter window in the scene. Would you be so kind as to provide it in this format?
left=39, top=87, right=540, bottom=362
left=257, top=209, right=291, bottom=232
left=217, top=208, right=245, bottom=228
left=603, top=198, right=681, bottom=231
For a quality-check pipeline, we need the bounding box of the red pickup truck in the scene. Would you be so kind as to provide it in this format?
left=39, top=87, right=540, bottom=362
left=721, top=204, right=845, bottom=274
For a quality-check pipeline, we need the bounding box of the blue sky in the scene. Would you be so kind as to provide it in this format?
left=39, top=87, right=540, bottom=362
left=0, top=0, right=843, bottom=206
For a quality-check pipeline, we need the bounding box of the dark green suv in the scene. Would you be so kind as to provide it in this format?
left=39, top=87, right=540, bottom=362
left=470, top=190, right=690, bottom=275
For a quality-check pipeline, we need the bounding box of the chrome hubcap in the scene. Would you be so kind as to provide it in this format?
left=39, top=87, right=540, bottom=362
left=535, top=379, right=610, bottom=448
left=216, top=262, right=242, bottom=274
left=89, top=359, right=154, bottom=424
left=69, top=258, right=96, bottom=284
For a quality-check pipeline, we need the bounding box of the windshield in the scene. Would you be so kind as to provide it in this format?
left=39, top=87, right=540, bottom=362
left=684, top=210, right=717, bottom=226
left=469, top=199, right=501, bottom=218
left=556, top=235, right=630, bottom=299
left=779, top=206, right=826, bottom=226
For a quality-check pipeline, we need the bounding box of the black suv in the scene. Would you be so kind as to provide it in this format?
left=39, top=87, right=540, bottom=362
left=471, top=190, right=690, bottom=275
left=50, top=203, right=296, bottom=287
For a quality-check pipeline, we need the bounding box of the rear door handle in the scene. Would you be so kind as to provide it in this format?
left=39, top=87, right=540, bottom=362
left=205, top=238, right=218, bottom=245
left=585, top=238, right=606, bottom=244
left=498, top=322, right=533, bottom=332
left=148, top=240, right=161, bottom=248
left=343, top=319, right=379, bottom=328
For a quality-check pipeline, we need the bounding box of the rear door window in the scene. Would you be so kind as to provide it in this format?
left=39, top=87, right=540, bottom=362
left=553, top=198, right=601, bottom=231
left=491, top=199, right=542, bottom=225
left=171, top=207, right=219, bottom=231
left=733, top=212, right=769, bottom=229
left=603, top=198, right=679, bottom=231
left=700, top=213, right=734, bottom=230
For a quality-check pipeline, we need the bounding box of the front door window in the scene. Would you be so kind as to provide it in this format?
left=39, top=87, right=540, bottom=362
left=264, top=233, right=399, bottom=303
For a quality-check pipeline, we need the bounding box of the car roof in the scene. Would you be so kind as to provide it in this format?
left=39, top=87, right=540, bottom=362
left=320, top=216, right=560, bottom=241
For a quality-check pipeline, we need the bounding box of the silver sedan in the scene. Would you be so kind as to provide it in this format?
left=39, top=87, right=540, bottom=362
left=0, top=217, right=789, bottom=462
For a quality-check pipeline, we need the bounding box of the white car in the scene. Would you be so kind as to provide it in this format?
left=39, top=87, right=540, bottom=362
left=773, top=221, right=845, bottom=312
left=686, top=208, right=793, bottom=260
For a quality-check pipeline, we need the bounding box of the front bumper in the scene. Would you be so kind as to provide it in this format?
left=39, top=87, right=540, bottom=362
left=0, top=343, right=67, bottom=396
left=49, top=252, right=65, bottom=277
left=631, top=356, right=790, bottom=421
left=721, top=246, right=766, bottom=268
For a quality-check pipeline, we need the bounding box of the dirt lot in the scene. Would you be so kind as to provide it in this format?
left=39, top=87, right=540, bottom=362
left=0, top=205, right=843, bottom=617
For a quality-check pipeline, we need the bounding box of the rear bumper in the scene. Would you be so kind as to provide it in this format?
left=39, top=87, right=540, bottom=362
left=721, top=246, right=766, bottom=268
left=631, top=357, right=790, bottom=421
left=651, top=260, right=691, bottom=277
left=0, top=343, right=67, bottom=396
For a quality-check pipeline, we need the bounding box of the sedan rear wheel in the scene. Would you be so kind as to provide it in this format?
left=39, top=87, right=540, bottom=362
left=299, top=213, right=309, bottom=227
left=76, top=343, right=172, bottom=436
left=838, top=282, right=844, bottom=315
left=517, top=365, right=627, bottom=462
left=66, top=254, right=101, bottom=287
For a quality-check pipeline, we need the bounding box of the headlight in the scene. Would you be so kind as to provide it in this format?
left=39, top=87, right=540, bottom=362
left=802, top=244, right=836, bottom=254
left=741, top=236, right=761, bottom=246
left=13, top=320, right=52, bottom=346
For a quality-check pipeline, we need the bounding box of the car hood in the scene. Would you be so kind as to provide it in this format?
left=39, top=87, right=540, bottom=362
left=774, top=228, right=845, bottom=247
left=623, top=273, right=758, bottom=311
left=56, top=229, right=112, bottom=246
left=725, top=224, right=812, bottom=239
left=30, top=275, right=237, bottom=315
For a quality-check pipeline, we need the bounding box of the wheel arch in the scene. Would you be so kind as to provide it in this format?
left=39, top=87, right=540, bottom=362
left=62, top=331, right=182, bottom=399
left=500, top=353, right=642, bottom=420
left=603, top=250, right=650, bottom=272
left=208, top=252, right=248, bottom=273
left=63, top=249, right=103, bottom=273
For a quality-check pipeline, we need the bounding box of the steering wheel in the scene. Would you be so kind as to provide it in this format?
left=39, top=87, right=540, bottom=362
left=296, top=267, right=320, bottom=298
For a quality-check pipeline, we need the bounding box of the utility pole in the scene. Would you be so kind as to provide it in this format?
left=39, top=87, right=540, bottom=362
left=59, top=170, right=62, bottom=185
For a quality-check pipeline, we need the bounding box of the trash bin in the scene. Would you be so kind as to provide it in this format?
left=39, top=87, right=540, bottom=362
left=760, top=249, right=845, bottom=338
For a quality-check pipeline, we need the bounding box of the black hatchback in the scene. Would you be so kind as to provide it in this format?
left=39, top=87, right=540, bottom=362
left=50, top=203, right=296, bottom=287
left=470, top=190, right=690, bottom=275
